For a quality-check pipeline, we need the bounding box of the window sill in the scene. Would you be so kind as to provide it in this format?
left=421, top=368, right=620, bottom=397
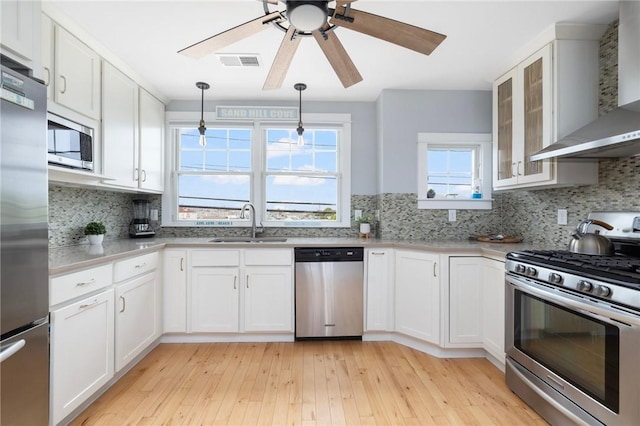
left=417, top=198, right=493, bottom=210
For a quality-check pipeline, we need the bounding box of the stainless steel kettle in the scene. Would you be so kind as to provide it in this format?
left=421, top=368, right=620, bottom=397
left=568, top=219, right=614, bottom=255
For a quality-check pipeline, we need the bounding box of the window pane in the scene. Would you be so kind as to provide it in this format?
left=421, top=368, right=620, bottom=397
left=266, top=128, right=338, bottom=173
left=427, top=146, right=475, bottom=198
left=315, top=130, right=337, bottom=150
left=428, top=150, right=447, bottom=173
left=180, top=150, right=203, bottom=171
left=208, top=129, right=229, bottom=150
left=450, top=150, right=472, bottom=173
left=180, top=128, right=252, bottom=172
left=178, top=174, right=250, bottom=220
left=265, top=175, right=337, bottom=221
left=180, top=129, right=201, bottom=150
left=316, top=152, right=337, bottom=172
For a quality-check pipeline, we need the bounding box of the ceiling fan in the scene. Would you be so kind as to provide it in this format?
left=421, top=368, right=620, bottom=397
left=178, top=0, right=447, bottom=90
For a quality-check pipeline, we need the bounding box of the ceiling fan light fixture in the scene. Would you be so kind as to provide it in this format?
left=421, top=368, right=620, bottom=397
left=287, top=2, right=328, bottom=32
left=196, top=81, right=210, bottom=147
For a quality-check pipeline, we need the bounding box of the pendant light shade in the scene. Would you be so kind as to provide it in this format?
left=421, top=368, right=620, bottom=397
left=196, top=81, right=210, bottom=147
left=294, top=83, right=307, bottom=146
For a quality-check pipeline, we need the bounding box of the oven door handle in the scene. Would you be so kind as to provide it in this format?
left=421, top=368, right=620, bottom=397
left=507, top=274, right=640, bottom=327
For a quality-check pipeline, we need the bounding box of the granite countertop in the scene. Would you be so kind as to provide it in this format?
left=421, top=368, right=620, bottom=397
left=49, top=237, right=540, bottom=275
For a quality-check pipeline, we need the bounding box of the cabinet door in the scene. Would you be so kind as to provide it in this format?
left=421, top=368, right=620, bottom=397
left=41, top=13, right=53, bottom=100
left=448, top=257, right=483, bottom=345
left=244, top=266, right=293, bottom=332
left=115, top=271, right=159, bottom=372
left=483, top=258, right=506, bottom=363
left=395, top=250, right=440, bottom=344
left=50, top=290, right=114, bottom=425
left=1, top=0, right=35, bottom=61
left=191, top=267, right=239, bottom=332
left=139, top=88, right=165, bottom=192
left=493, top=70, right=517, bottom=188
left=366, top=249, right=394, bottom=332
left=163, top=249, right=187, bottom=333
left=54, top=26, right=100, bottom=119
left=102, top=61, right=139, bottom=188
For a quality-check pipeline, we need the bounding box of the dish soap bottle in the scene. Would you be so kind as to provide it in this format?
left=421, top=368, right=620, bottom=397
left=472, top=181, right=482, bottom=199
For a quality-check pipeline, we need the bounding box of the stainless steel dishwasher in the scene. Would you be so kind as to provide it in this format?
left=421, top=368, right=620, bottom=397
left=295, top=247, right=364, bottom=339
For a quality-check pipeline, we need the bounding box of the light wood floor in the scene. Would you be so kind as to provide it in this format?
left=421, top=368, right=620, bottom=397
left=70, top=341, right=547, bottom=426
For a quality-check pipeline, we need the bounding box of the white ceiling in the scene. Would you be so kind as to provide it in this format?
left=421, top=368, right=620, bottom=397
left=45, top=0, right=620, bottom=103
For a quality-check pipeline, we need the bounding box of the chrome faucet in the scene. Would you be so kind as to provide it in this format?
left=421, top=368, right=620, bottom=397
left=240, top=202, right=263, bottom=238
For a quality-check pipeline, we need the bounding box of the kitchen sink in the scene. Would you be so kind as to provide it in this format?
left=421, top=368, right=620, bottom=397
left=208, top=236, right=288, bottom=243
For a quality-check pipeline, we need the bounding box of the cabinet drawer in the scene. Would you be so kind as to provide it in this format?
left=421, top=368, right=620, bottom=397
left=191, top=250, right=240, bottom=267
left=244, top=249, right=292, bottom=266
left=50, top=263, right=113, bottom=306
left=113, top=252, right=159, bottom=282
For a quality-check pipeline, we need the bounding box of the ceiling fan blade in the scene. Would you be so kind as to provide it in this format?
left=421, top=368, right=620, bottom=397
left=330, top=5, right=446, bottom=55
left=263, top=27, right=302, bottom=90
left=313, top=27, right=363, bottom=88
left=178, top=11, right=283, bottom=59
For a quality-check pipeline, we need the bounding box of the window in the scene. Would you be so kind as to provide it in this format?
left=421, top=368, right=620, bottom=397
left=417, top=133, right=492, bottom=209
left=163, top=112, right=351, bottom=227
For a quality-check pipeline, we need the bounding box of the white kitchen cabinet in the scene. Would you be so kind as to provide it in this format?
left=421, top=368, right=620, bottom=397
left=41, top=12, right=53, bottom=100
left=102, top=61, right=139, bottom=188
left=114, top=270, right=160, bottom=372
left=1, top=0, right=39, bottom=69
left=50, top=289, right=114, bottom=425
left=365, top=248, right=394, bottom=332
left=191, top=267, right=240, bottom=332
left=482, top=258, right=506, bottom=363
left=163, top=249, right=187, bottom=333
left=244, top=266, right=293, bottom=332
left=395, top=250, right=440, bottom=344
left=493, top=36, right=599, bottom=190
left=53, top=24, right=101, bottom=119
left=448, top=257, right=483, bottom=345
left=138, top=88, right=165, bottom=192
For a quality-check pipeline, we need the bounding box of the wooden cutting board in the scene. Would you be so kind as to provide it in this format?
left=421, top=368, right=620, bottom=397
left=476, top=235, right=523, bottom=243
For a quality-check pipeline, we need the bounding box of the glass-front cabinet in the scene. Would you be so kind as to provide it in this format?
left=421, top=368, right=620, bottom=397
left=492, top=32, right=600, bottom=191
left=493, top=44, right=552, bottom=189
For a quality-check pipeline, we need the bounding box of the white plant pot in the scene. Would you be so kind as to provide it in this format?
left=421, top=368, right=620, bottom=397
left=87, top=234, right=104, bottom=245
left=359, top=223, right=371, bottom=234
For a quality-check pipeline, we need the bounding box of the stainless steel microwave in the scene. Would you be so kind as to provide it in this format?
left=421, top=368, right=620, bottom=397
left=47, top=112, right=94, bottom=170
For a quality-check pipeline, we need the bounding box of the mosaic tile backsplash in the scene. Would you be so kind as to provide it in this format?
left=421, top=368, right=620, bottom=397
left=49, top=20, right=633, bottom=249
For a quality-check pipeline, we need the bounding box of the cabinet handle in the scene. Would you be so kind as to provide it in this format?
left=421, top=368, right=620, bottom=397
left=141, top=170, right=147, bottom=182
left=44, top=67, right=51, bottom=87
left=120, top=296, right=126, bottom=313
left=246, top=275, right=249, bottom=288
left=233, top=276, right=237, bottom=290
left=134, top=262, right=146, bottom=269
left=80, top=299, right=100, bottom=310
left=511, top=162, right=517, bottom=178
left=134, top=168, right=139, bottom=182
left=76, top=278, right=96, bottom=287
left=371, top=252, right=385, bottom=256
left=180, top=258, right=184, bottom=271
left=433, top=262, right=437, bottom=277
left=517, top=161, right=523, bottom=176
left=59, top=75, right=67, bottom=94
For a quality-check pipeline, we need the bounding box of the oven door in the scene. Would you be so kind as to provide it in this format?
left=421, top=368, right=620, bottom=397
left=506, top=273, right=640, bottom=426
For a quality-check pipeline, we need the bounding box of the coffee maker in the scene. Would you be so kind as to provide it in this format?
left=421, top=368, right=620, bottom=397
left=129, top=199, right=155, bottom=238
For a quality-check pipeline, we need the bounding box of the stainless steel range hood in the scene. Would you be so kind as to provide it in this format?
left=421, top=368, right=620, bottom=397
left=530, top=2, right=640, bottom=161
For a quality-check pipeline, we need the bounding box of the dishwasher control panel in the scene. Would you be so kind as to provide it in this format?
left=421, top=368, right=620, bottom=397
left=294, top=247, right=364, bottom=262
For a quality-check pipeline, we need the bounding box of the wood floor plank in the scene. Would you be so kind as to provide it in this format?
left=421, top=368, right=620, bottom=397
left=70, top=341, right=548, bottom=426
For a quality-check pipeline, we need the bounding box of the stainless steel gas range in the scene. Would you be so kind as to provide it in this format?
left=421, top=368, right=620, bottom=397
left=505, top=211, right=640, bottom=426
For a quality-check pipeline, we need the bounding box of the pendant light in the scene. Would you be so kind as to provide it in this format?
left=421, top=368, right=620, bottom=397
left=196, top=81, right=210, bottom=147
left=294, top=83, right=307, bottom=146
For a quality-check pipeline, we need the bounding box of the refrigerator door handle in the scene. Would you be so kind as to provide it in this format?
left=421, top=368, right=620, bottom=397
left=0, top=340, right=25, bottom=363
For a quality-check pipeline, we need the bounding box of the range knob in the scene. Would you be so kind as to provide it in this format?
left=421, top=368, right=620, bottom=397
left=549, top=273, right=563, bottom=284
left=577, top=280, right=593, bottom=292
left=526, top=267, right=537, bottom=277
left=515, top=264, right=526, bottom=274
left=596, top=285, right=612, bottom=297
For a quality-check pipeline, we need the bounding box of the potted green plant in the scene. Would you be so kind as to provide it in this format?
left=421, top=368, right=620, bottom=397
left=427, top=189, right=436, bottom=198
left=84, top=221, right=107, bottom=245
left=355, top=214, right=376, bottom=235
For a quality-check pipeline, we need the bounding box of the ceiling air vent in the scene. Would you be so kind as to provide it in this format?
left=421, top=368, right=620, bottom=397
left=215, top=54, right=261, bottom=67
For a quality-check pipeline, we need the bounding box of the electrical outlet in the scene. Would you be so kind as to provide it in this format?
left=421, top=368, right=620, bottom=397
left=448, top=209, right=457, bottom=222
left=558, top=209, right=568, bottom=225
left=354, top=209, right=362, bottom=220
left=150, top=209, right=159, bottom=221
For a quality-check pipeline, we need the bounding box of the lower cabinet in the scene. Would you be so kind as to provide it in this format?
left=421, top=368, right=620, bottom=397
left=482, top=258, right=506, bottom=362
left=191, top=267, right=240, bottom=332
left=395, top=250, right=440, bottom=344
left=114, top=270, right=160, bottom=372
left=162, top=249, right=187, bottom=333
left=50, top=289, right=114, bottom=425
left=244, top=266, right=293, bottom=332
left=365, top=248, right=394, bottom=332
left=448, top=257, right=484, bottom=344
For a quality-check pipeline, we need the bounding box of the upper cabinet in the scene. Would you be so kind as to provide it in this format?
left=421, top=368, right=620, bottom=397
left=493, top=29, right=601, bottom=191
left=44, top=21, right=101, bottom=120
left=138, top=89, right=165, bottom=192
left=1, top=0, right=41, bottom=75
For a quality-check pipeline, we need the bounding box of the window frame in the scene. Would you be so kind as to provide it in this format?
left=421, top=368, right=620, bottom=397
left=417, top=133, right=493, bottom=210
left=162, top=111, right=352, bottom=228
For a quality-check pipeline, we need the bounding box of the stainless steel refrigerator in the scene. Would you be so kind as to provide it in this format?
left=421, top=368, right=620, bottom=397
left=0, top=61, right=50, bottom=425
